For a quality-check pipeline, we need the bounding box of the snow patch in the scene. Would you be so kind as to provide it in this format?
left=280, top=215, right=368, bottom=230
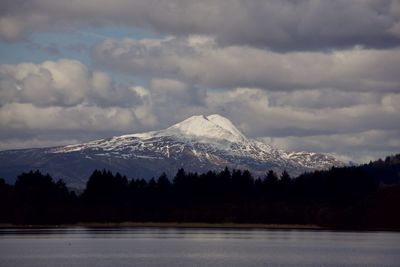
left=164, top=114, right=247, bottom=143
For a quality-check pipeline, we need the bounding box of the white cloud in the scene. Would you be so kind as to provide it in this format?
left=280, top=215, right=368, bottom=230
left=0, top=103, right=136, bottom=132
left=0, top=101, right=160, bottom=150
left=0, top=59, right=160, bottom=149
left=131, top=86, right=150, bottom=98
left=0, top=59, right=141, bottom=107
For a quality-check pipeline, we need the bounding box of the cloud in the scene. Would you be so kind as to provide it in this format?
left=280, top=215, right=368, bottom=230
left=261, top=129, right=400, bottom=163
left=150, top=78, right=206, bottom=106
left=93, top=36, right=400, bottom=92
left=0, top=59, right=159, bottom=150
left=0, top=103, right=135, bottom=133
left=1, top=0, right=399, bottom=51
left=0, top=101, right=161, bottom=150
left=0, top=59, right=142, bottom=107
left=267, top=89, right=383, bottom=109
left=0, top=103, right=130, bottom=149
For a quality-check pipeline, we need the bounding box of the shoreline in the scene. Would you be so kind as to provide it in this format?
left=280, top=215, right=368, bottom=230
left=1, top=222, right=398, bottom=231
left=0, top=222, right=324, bottom=230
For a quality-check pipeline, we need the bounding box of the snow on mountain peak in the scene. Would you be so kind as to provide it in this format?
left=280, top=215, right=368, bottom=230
left=165, top=114, right=246, bottom=143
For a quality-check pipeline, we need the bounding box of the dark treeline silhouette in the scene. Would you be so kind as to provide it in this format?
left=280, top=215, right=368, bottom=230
left=0, top=154, right=399, bottom=229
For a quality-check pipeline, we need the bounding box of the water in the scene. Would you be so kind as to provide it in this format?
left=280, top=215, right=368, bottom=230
left=0, top=228, right=399, bottom=267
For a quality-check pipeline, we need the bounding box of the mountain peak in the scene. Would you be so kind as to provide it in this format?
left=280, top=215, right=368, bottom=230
left=165, top=114, right=246, bottom=143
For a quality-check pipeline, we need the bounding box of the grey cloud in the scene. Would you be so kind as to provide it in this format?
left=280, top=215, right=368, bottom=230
left=150, top=78, right=207, bottom=106
left=262, top=129, right=400, bottom=163
left=203, top=89, right=400, bottom=138
left=1, top=0, right=400, bottom=50
left=267, top=89, right=383, bottom=109
left=93, top=36, right=400, bottom=92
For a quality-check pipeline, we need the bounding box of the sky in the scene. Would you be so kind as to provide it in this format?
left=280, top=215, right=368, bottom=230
left=0, top=0, right=399, bottom=163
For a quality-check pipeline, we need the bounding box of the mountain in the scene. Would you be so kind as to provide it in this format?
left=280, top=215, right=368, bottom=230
left=0, top=114, right=343, bottom=188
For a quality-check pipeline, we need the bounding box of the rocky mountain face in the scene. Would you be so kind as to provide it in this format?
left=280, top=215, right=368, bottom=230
left=0, top=114, right=343, bottom=188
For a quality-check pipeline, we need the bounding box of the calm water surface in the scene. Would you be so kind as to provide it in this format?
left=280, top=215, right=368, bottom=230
left=0, top=227, right=399, bottom=267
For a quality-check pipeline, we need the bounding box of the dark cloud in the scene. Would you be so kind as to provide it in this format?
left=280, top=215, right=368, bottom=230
left=1, top=0, right=399, bottom=51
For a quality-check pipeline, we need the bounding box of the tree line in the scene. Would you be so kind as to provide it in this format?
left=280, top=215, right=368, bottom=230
left=0, top=154, right=399, bottom=229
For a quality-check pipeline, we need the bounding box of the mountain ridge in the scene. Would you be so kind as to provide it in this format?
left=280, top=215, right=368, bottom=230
left=0, top=114, right=343, bottom=188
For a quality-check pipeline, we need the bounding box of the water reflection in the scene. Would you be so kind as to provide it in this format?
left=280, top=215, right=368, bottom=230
left=0, top=228, right=399, bottom=267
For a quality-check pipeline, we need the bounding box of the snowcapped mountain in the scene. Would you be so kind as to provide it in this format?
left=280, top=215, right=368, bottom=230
left=0, top=114, right=343, bottom=188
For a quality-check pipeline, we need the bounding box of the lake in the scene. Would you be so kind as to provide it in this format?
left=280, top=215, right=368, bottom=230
left=0, top=227, right=399, bottom=267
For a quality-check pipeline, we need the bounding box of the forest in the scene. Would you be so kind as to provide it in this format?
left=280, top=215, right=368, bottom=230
left=0, top=154, right=399, bottom=229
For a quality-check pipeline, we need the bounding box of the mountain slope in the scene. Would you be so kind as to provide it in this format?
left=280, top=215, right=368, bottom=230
left=0, top=114, right=343, bottom=188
